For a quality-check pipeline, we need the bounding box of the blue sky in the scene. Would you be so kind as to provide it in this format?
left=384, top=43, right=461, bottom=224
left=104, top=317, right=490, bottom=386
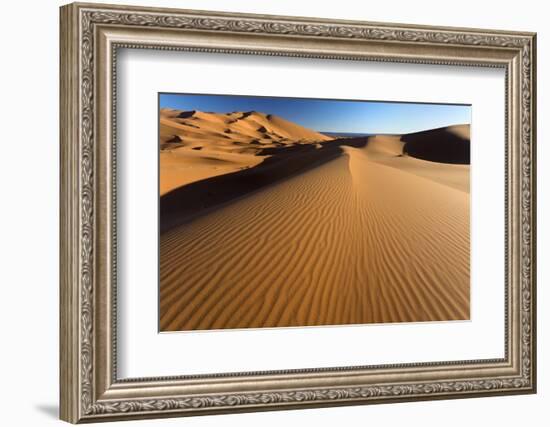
left=160, top=93, right=471, bottom=134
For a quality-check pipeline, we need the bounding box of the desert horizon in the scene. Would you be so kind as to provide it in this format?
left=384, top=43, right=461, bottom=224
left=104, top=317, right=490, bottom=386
left=158, top=95, right=471, bottom=332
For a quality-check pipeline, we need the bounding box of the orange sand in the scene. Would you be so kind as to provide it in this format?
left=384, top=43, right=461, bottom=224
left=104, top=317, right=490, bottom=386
left=159, top=113, right=470, bottom=331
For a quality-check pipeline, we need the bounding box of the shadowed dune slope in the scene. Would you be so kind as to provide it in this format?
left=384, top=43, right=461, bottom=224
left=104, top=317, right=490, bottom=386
left=365, top=135, right=470, bottom=193
left=159, top=136, right=470, bottom=331
left=402, top=124, right=470, bottom=164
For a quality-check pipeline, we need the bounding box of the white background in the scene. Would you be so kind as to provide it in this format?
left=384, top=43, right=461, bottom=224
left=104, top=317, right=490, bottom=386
left=0, top=0, right=546, bottom=426
left=118, top=50, right=504, bottom=377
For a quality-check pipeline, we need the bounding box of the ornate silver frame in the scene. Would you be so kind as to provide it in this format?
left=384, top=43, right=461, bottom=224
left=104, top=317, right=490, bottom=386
left=60, top=2, right=537, bottom=423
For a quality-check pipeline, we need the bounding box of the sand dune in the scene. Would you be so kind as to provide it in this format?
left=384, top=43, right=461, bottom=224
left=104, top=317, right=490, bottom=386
left=159, top=126, right=470, bottom=331
left=159, top=109, right=332, bottom=195
left=365, top=135, right=470, bottom=193
left=160, top=135, right=370, bottom=232
left=402, top=124, right=470, bottom=164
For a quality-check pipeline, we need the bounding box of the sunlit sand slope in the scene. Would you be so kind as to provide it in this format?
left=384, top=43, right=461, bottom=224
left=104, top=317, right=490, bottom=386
left=159, top=135, right=470, bottom=331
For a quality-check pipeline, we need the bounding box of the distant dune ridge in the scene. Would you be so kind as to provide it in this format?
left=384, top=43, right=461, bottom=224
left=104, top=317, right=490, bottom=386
left=159, top=108, right=331, bottom=195
left=159, top=109, right=471, bottom=331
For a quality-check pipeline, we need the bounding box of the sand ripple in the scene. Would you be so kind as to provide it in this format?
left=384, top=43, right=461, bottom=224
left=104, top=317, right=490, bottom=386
left=160, top=140, right=470, bottom=331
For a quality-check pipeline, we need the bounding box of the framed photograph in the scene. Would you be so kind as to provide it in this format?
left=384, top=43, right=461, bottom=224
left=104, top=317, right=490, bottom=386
left=60, top=2, right=537, bottom=423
